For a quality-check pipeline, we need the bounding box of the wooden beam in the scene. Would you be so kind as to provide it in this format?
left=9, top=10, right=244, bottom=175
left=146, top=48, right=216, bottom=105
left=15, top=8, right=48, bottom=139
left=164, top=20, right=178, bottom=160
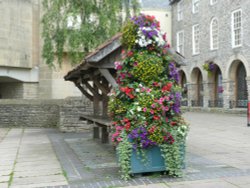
left=92, top=77, right=109, bottom=95
left=93, top=84, right=100, bottom=116
left=74, top=82, right=93, bottom=101
left=83, top=80, right=102, bottom=99
left=99, top=69, right=118, bottom=88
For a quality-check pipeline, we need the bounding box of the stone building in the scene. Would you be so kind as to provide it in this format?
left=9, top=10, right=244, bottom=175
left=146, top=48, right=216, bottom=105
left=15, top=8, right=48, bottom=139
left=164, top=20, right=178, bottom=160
left=171, top=0, right=249, bottom=110
left=0, top=0, right=80, bottom=99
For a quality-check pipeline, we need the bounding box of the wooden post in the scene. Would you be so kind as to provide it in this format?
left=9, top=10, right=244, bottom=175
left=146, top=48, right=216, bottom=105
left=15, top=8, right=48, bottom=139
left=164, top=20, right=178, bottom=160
left=102, top=78, right=109, bottom=118
left=93, top=84, right=100, bottom=116
left=93, top=127, right=100, bottom=139
left=101, top=127, right=109, bottom=143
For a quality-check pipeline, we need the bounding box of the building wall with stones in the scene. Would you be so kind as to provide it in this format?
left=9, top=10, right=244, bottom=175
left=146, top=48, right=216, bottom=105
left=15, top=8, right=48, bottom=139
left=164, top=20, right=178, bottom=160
left=171, top=0, right=250, bottom=110
left=0, top=0, right=81, bottom=99
left=0, top=97, right=93, bottom=131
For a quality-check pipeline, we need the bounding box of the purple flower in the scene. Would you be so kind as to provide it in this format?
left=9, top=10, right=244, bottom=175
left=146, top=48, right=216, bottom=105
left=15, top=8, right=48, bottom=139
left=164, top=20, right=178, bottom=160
left=128, top=127, right=156, bottom=149
left=168, top=62, right=180, bottom=83
left=209, top=63, right=215, bottom=71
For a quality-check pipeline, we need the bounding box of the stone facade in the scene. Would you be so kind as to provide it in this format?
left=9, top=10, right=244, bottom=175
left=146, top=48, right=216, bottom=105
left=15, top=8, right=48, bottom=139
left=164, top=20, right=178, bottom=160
left=0, top=0, right=81, bottom=99
left=171, top=0, right=249, bottom=110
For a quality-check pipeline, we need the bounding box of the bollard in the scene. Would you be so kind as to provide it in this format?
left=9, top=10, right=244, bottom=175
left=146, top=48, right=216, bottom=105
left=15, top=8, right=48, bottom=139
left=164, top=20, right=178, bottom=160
left=248, top=102, right=250, bottom=127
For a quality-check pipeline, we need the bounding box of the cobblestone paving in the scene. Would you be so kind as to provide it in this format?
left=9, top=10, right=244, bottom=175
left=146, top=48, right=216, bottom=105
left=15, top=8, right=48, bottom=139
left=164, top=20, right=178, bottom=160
left=45, top=112, right=250, bottom=187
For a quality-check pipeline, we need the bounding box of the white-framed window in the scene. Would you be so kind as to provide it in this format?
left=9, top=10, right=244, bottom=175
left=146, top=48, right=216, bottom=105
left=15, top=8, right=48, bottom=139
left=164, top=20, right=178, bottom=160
left=177, top=0, right=183, bottom=21
left=192, top=24, right=200, bottom=55
left=210, top=0, right=217, bottom=5
left=192, top=0, right=199, bottom=14
left=232, top=9, right=242, bottom=48
left=177, top=31, right=184, bottom=55
left=210, top=17, right=219, bottom=50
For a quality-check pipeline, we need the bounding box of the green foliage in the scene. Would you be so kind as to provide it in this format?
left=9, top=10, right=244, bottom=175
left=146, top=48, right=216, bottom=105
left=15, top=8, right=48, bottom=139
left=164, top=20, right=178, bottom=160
left=130, top=51, right=164, bottom=84
left=121, top=20, right=138, bottom=49
left=41, top=0, right=140, bottom=66
left=160, top=143, right=184, bottom=177
left=117, top=131, right=133, bottom=180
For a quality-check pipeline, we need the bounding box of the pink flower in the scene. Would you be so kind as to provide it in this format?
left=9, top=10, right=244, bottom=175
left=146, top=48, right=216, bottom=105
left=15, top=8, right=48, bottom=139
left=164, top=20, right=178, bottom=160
left=151, top=104, right=156, bottom=108
left=143, top=107, right=147, bottom=112
left=114, top=61, right=122, bottom=70
left=163, top=106, right=169, bottom=111
left=117, top=137, right=122, bottom=142
left=150, top=109, right=154, bottom=114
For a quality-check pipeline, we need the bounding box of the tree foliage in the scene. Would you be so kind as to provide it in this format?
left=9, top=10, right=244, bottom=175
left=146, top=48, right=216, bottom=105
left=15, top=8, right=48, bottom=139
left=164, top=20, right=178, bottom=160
left=41, top=0, right=140, bottom=67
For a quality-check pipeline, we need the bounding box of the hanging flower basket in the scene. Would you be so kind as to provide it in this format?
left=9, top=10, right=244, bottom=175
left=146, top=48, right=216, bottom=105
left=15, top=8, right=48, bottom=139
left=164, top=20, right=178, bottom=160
left=203, top=62, right=215, bottom=76
left=108, top=14, right=189, bottom=180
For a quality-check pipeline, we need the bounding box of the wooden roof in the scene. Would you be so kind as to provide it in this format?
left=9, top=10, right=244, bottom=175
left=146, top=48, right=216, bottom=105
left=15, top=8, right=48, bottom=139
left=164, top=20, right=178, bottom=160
left=64, top=33, right=187, bottom=82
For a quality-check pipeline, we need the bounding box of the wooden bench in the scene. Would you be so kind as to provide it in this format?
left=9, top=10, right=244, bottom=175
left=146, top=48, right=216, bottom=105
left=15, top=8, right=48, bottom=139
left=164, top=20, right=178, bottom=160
left=80, top=114, right=111, bottom=143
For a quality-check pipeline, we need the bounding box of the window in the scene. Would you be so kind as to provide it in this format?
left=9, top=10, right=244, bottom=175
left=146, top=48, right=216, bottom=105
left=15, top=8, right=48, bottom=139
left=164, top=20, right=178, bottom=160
left=192, top=0, right=199, bottom=14
left=210, top=18, right=219, bottom=50
left=210, top=0, right=217, bottom=5
left=177, top=0, right=183, bottom=21
left=192, top=24, right=200, bottom=55
left=177, top=31, right=184, bottom=55
left=232, top=9, right=242, bottom=47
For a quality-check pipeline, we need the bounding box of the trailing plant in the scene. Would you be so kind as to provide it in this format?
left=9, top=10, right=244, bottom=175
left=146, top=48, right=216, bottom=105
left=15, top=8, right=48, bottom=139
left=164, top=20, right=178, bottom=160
left=41, top=0, right=140, bottom=67
left=117, top=131, right=133, bottom=180
left=109, top=14, right=189, bottom=180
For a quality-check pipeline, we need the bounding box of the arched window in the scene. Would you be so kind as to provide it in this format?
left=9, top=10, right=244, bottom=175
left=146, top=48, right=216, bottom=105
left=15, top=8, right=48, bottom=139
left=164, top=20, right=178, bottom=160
left=210, top=17, right=219, bottom=50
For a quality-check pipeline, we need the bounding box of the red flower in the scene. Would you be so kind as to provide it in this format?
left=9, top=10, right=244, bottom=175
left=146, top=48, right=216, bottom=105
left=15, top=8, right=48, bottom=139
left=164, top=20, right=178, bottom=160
left=127, top=51, right=133, bottom=57
left=153, top=116, right=160, bottom=120
left=170, top=121, right=177, bottom=126
left=149, top=126, right=156, bottom=133
left=125, top=122, right=131, bottom=131
left=162, top=82, right=172, bottom=92
left=153, top=82, right=160, bottom=87
left=123, top=118, right=130, bottom=123
left=120, top=87, right=135, bottom=99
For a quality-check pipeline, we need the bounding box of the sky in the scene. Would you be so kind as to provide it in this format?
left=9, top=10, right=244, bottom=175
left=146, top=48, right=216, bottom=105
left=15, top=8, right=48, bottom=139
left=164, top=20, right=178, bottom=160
left=140, top=0, right=170, bottom=9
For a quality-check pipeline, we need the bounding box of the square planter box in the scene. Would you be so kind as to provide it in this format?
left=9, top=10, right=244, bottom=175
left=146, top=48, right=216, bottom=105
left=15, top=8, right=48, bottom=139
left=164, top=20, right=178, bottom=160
left=130, top=144, right=185, bottom=174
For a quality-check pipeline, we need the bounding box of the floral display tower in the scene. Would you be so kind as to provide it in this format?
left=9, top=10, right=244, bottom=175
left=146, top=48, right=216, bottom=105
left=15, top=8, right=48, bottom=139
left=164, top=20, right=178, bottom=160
left=108, top=14, right=189, bottom=180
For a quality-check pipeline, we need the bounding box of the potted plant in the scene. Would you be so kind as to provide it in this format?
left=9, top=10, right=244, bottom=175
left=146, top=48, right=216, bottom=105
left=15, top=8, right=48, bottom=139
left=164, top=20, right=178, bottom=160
left=108, top=14, right=189, bottom=180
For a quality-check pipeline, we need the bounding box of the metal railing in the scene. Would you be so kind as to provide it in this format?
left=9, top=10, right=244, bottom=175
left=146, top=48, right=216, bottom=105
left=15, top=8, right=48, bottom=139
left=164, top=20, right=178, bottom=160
left=208, top=100, right=223, bottom=108
left=229, top=100, right=248, bottom=108
left=181, top=100, right=188, bottom=106
left=191, top=100, right=203, bottom=107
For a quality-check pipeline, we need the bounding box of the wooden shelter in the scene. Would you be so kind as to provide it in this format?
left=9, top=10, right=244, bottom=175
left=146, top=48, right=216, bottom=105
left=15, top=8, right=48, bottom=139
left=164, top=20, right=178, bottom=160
left=64, top=33, right=187, bottom=142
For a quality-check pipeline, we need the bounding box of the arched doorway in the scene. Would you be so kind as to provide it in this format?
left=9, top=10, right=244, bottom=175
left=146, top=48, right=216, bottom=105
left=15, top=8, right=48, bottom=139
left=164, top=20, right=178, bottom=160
left=229, top=60, right=248, bottom=108
left=208, top=64, right=223, bottom=107
left=236, top=62, right=248, bottom=107
left=179, top=70, right=188, bottom=106
left=191, top=68, right=203, bottom=107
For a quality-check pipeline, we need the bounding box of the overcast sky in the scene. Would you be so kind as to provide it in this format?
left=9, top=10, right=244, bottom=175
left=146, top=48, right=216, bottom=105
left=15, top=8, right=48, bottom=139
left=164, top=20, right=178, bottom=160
left=140, top=0, right=170, bottom=9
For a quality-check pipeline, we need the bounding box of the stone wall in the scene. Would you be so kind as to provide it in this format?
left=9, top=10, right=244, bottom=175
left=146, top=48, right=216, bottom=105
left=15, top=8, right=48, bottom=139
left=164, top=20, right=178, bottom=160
left=0, top=97, right=93, bottom=131
left=59, top=97, right=93, bottom=132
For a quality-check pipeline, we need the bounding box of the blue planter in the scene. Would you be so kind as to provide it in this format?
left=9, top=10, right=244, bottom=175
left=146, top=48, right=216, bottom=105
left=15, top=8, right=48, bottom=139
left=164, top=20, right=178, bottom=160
left=130, top=144, right=185, bottom=174
left=130, top=146, right=165, bottom=173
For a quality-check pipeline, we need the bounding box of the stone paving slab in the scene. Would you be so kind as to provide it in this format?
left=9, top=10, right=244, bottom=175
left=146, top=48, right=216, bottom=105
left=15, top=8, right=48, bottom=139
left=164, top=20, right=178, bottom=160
left=119, top=183, right=169, bottom=188
left=167, top=180, right=239, bottom=188
left=0, top=128, right=9, bottom=143
left=0, top=182, right=8, bottom=188
left=1, top=112, right=250, bottom=188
